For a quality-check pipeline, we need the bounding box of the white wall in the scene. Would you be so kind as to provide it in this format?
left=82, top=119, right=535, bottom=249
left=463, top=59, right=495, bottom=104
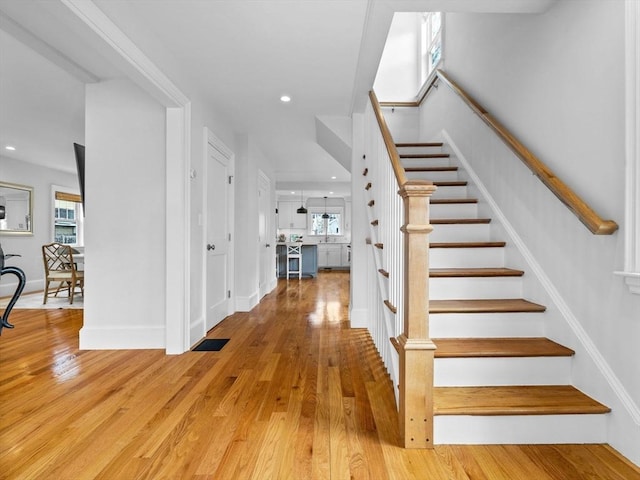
left=349, top=113, right=369, bottom=328
left=80, top=78, right=166, bottom=349
left=374, top=12, right=421, bottom=101
left=0, top=157, right=79, bottom=296
left=421, top=1, right=639, bottom=464
left=234, top=134, right=276, bottom=311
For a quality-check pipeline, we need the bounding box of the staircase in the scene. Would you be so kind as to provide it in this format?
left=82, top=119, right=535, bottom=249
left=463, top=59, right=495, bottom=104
left=397, top=142, right=611, bottom=444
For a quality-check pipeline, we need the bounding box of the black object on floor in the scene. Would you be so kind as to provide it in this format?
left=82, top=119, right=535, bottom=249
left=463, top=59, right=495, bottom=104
left=192, top=338, right=230, bottom=351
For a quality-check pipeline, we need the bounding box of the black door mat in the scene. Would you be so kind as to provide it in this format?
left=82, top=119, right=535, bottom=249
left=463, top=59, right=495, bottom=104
left=192, top=338, right=230, bottom=351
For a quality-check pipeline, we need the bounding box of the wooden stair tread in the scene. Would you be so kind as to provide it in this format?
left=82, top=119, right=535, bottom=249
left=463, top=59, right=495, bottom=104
left=430, top=241, right=506, bottom=248
left=432, top=218, right=491, bottom=224
left=433, top=181, right=467, bottom=187
left=396, top=142, right=443, bottom=147
left=430, top=298, right=546, bottom=313
left=404, top=166, right=458, bottom=172
left=431, top=198, right=478, bottom=204
left=399, top=153, right=450, bottom=159
left=430, top=267, right=523, bottom=277
left=434, top=385, right=611, bottom=415
left=433, top=337, right=574, bottom=358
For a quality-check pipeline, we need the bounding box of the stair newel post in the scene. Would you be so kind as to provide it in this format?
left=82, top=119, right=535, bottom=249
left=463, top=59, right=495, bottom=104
left=397, top=179, right=437, bottom=448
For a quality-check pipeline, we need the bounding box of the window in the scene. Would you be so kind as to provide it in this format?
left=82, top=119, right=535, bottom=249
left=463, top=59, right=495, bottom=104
left=52, top=189, right=83, bottom=245
left=310, top=212, right=342, bottom=236
left=420, top=12, right=443, bottom=86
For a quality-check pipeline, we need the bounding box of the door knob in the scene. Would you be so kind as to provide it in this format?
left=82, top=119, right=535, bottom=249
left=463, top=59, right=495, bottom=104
left=266, top=244, right=271, bottom=248
left=207, top=244, right=216, bottom=251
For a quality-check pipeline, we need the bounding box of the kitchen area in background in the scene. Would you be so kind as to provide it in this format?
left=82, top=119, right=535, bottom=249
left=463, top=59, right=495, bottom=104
left=276, top=194, right=351, bottom=277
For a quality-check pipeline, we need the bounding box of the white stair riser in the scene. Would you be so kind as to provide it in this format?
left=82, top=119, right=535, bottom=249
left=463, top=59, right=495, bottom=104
left=434, top=414, right=608, bottom=444
left=434, top=357, right=572, bottom=386
left=430, top=224, right=491, bottom=243
left=396, top=147, right=443, bottom=155
left=430, top=276, right=523, bottom=300
left=402, top=158, right=453, bottom=168
left=405, top=170, right=459, bottom=182
left=429, top=312, right=545, bottom=338
left=430, top=247, right=505, bottom=268
left=431, top=185, right=468, bottom=198
left=430, top=203, right=478, bottom=219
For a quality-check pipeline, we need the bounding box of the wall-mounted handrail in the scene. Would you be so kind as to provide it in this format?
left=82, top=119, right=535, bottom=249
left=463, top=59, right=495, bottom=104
left=381, top=70, right=619, bottom=235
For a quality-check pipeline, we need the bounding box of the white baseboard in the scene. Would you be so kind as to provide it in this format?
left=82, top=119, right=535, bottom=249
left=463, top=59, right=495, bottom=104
left=79, top=325, right=165, bottom=350
left=235, top=291, right=259, bottom=312
left=189, top=316, right=205, bottom=347
left=349, top=307, right=369, bottom=328
left=0, top=278, right=42, bottom=298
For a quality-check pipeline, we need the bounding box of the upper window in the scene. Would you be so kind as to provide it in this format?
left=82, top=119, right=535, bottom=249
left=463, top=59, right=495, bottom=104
left=420, top=12, right=442, bottom=86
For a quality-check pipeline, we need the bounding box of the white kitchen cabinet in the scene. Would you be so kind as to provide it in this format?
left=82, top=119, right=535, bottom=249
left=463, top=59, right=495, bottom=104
left=318, top=244, right=349, bottom=268
left=277, top=202, right=307, bottom=230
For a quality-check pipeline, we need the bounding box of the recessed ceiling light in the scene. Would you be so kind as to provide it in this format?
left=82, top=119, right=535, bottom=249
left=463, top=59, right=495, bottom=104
left=280, top=95, right=291, bottom=103
left=291, top=191, right=295, bottom=194
left=329, top=191, right=334, bottom=195
left=331, top=176, right=336, bottom=179
left=5, top=145, right=16, bottom=151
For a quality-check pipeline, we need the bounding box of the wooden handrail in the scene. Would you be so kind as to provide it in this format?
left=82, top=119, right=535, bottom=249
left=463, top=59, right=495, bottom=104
left=368, top=90, right=407, bottom=186
left=381, top=70, right=619, bottom=235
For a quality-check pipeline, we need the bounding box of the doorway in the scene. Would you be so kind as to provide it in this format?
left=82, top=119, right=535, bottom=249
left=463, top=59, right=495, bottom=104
left=205, top=135, right=235, bottom=332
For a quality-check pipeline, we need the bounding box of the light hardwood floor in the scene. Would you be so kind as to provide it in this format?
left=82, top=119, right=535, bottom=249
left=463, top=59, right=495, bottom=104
left=1, top=271, right=638, bottom=479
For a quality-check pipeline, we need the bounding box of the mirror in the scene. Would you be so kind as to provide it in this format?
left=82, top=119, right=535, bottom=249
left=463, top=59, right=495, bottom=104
left=0, top=181, right=33, bottom=235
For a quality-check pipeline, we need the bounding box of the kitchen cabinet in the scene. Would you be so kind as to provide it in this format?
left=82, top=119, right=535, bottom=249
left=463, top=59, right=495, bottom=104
left=318, top=244, right=350, bottom=268
left=277, top=202, right=307, bottom=230
left=276, top=244, right=317, bottom=277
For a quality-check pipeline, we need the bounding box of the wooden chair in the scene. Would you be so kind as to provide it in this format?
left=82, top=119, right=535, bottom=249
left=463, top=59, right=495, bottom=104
left=42, top=242, right=84, bottom=304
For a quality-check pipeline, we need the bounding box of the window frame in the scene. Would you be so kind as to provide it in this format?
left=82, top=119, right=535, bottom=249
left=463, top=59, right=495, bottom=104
left=51, top=185, right=84, bottom=246
left=307, top=206, right=344, bottom=237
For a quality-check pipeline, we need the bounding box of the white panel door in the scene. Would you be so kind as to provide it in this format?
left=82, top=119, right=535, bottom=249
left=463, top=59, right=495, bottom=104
left=206, top=143, right=230, bottom=331
left=258, top=172, right=272, bottom=298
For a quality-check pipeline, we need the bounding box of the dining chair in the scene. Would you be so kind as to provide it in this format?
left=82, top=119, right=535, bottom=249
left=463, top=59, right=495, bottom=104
left=42, top=242, right=84, bottom=304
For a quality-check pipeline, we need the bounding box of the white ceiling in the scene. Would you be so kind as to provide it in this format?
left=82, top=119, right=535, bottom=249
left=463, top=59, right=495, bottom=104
left=0, top=0, right=373, bottom=197
left=0, top=0, right=556, bottom=195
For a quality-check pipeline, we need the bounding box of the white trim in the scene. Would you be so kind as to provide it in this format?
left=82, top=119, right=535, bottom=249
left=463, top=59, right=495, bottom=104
left=61, top=0, right=189, bottom=107
left=443, top=129, right=640, bottom=426
left=61, top=0, right=192, bottom=353
left=236, top=292, right=260, bottom=312
left=79, top=325, right=165, bottom=349
left=349, top=308, right=369, bottom=328
left=616, top=0, right=640, bottom=295
left=165, top=105, right=191, bottom=354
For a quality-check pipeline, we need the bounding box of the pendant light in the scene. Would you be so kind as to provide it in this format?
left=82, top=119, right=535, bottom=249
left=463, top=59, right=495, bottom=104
left=322, top=196, right=330, bottom=219
left=296, top=191, right=307, bottom=214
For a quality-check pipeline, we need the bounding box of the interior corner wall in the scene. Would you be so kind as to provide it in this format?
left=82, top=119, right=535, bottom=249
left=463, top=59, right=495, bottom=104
left=80, top=78, right=167, bottom=349
left=349, top=113, right=369, bottom=328
left=437, top=1, right=639, bottom=464
left=234, top=134, right=276, bottom=311
left=0, top=157, right=78, bottom=297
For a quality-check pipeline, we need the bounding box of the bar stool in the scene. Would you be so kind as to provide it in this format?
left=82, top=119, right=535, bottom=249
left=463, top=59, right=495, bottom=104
left=286, top=243, right=302, bottom=279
